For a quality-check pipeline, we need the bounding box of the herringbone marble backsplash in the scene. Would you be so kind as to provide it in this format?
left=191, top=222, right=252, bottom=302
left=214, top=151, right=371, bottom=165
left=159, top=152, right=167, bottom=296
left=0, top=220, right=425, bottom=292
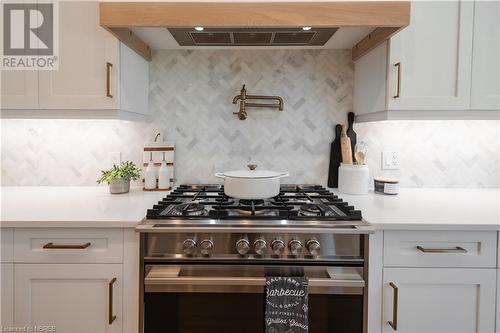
left=1, top=50, right=499, bottom=187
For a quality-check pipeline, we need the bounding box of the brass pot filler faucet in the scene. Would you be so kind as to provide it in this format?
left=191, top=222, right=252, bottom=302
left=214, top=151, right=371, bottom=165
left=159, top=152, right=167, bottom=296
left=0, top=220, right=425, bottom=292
left=232, top=85, right=284, bottom=120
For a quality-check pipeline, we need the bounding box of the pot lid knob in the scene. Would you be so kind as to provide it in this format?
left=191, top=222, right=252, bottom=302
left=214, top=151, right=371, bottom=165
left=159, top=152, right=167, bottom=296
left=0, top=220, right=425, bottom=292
left=247, top=164, right=257, bottom=171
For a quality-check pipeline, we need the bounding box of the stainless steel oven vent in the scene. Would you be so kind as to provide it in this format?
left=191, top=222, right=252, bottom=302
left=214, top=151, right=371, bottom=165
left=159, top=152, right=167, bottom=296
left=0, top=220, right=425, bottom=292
left=168, top=28, right=338, bottom=46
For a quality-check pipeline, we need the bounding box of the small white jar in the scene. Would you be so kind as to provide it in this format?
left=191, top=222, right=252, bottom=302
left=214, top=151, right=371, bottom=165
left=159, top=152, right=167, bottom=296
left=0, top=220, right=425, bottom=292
left=338, top=164, right=369, bottom=195
left=144, top=161, right=158, bottom=190
left=158, top=160, right=170, bottom=190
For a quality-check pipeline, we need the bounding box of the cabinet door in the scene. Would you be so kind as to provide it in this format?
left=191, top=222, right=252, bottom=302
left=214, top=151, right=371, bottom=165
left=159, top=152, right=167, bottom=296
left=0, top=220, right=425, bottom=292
left=38, top=1, right=118, bottom=109
left=15, top=264, right=122, bottom=333
left=497, top=269, right=500, bottom=333
left=1, top=71, right=38, bottom=109
left=471, top=1, right=500, bottom=110
left=383, top=268, right=496, bottom=333
left=388, top=0, right=474, bottom=110
left=1, top=263, right=14, bottom=327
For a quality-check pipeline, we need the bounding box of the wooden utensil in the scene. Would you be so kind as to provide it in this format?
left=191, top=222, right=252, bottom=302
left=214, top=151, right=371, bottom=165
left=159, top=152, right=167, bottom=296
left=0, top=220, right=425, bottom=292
left=354, top=141, right=367, bottom=165
left=347, top=112, right=357, bottom=159
left=340, top=125, right=353, bottom=164
left=327, top=124, right=343, bottom=188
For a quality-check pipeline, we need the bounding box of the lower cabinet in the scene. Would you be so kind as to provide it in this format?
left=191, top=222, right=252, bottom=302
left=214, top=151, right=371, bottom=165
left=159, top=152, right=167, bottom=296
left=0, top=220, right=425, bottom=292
left=1, top=263, right=14, bottom=327
left=382, top=268, right=496, bottom=333
left=14, top=264, right=123, bottom=333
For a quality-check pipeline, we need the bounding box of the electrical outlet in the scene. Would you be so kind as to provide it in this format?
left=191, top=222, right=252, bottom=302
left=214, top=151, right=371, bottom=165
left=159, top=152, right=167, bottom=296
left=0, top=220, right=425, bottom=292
left=110, top=152, right=121, bottom=166
left=381, top=151, right=400, bottom=170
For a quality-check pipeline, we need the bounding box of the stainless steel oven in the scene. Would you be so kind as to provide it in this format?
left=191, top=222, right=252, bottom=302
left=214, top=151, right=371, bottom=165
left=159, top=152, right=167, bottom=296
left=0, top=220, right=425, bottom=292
left=139, top=231, right=369, bottom=333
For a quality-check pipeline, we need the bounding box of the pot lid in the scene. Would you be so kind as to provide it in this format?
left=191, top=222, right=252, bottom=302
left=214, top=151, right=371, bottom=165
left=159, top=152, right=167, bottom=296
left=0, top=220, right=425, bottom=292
left=221, top=169, right=286, bottom=179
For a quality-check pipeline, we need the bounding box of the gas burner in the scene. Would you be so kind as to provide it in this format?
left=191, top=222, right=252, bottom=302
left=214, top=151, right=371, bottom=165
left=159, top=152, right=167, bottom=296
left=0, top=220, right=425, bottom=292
left=233, top=207, right=273, bottom=216
left=171, top=203, right=207, bottom=216
left=299, top=204, right=322, bottom=217
left=239, top=199, right=265, bottom=206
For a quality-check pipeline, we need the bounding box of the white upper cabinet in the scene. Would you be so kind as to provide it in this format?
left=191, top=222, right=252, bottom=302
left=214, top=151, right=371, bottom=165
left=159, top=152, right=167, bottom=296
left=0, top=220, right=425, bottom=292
left=388, top=0, right=473, bottom=110
left=1, top=1, right=148, bottom=117
left=1, top=71, right=38, bottom=109
left=354, top=0, right=499, bottom=120
left=471, top=1, right=500, bottom=110
left=38, top=1, right=118, bottom=110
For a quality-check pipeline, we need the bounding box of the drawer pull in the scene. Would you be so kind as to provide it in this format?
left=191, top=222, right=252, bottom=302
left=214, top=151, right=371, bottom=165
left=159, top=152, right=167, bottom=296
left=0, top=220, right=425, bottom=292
left=388, top=282, right=398, bottom=330
left=43, top=242, right=91, bottom=249
left=416, top=246, right=467, bottom=253
left=109, top=277, right=117, bottom=324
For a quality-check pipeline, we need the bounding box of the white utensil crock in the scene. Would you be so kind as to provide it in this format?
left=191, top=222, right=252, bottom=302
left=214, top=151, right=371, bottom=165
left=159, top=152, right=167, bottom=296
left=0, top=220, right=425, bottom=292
left=338, top=163, right=369, bottom=195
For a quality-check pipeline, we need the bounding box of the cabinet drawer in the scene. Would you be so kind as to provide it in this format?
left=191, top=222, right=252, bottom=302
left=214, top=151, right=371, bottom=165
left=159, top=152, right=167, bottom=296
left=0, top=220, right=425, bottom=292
left=384, top=231, right=497, bottom=268
left=1, top=228, right=13, bottom=262
left=14, top=228, right=123, bottom=263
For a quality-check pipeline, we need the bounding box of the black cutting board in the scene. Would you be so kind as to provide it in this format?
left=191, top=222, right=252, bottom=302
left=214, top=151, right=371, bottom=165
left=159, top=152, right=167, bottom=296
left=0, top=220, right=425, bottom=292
left=327, top=124, right=342, bottom=188
left=347, top=112, right=357, bottom=159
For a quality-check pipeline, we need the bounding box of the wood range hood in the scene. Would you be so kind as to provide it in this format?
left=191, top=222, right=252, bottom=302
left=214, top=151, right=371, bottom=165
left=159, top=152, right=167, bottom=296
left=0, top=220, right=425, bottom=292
left=99, top=1, right=411, bottom=62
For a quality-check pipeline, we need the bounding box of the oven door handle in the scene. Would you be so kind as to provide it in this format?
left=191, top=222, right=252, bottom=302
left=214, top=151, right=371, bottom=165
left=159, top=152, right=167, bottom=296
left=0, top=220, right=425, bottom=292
left=146, top=276, right=365, bottom=288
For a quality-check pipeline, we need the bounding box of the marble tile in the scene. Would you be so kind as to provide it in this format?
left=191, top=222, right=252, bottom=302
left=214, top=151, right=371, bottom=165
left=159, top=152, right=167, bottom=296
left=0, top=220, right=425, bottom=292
left=1, top=50, right=498, bottom=188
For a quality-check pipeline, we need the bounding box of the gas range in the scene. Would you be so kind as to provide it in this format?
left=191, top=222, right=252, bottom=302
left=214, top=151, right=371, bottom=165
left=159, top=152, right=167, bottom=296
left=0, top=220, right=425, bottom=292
left=139, top=185, right=370, bottom=332
left=138, top=184, right=370, bottom=234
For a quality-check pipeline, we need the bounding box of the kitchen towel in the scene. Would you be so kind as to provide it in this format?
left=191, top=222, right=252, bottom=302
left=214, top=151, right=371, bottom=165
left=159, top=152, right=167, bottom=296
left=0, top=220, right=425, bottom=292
left=265, top=276, right=309, bottom=333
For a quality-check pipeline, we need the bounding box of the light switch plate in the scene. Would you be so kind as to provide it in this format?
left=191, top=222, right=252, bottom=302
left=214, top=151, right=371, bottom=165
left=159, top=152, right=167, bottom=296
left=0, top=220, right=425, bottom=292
left=381, top=151, right=400, bottom=170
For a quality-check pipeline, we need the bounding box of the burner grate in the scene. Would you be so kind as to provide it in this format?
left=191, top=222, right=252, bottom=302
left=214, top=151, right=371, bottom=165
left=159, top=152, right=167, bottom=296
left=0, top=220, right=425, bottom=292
left=146, top=184, right=362, bottom=221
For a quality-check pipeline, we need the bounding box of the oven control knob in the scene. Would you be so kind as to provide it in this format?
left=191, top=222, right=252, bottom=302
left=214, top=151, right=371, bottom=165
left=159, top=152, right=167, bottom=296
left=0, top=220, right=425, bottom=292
left=253, top=238, right=267, bottom=255
left=306, top=239, right=321, bottom=256
left=200, top=239, right=214, bottom=256
left=271, top=239, right=285, bottom=255
left=289, top=239, right=303, bottom=256
left=236, top=238, right=250, bottom=255
left=182, top=238, right=197, bottom=256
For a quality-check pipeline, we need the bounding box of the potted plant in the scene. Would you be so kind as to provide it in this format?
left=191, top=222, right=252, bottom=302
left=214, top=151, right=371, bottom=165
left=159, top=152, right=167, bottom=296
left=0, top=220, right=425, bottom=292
left=97, top=161, right=141, bottom=194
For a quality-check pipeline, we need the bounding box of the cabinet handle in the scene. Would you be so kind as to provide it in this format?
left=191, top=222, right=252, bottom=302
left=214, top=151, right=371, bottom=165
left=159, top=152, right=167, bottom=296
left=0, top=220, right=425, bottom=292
left=388, top=282, right=398, bottom=330
left=106, top=62, right=113, bottom=98
left=43, top=242, right=91, bottom=249
left=416, top=245, right=467, bottom=253
left=109, top=277, right=117, bottom=324
left=393, top=62, right=401, bottom=98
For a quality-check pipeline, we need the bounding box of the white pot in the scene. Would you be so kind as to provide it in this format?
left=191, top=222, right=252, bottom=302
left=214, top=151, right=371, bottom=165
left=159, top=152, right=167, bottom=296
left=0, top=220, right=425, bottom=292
left=215, top=165, right=289, bottom=199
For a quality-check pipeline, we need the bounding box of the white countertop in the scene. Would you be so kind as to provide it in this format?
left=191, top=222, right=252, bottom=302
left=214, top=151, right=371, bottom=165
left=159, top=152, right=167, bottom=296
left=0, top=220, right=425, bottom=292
left=1, top=186, right=499, bottom=230
left=1, top=186, right=166, bottom=228
left=332, top=188, right=500, bottom=231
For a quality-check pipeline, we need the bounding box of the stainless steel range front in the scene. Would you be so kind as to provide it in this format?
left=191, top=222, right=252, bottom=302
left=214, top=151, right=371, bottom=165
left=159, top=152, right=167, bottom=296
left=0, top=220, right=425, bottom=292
left=137, top=184, right=372, bottom=333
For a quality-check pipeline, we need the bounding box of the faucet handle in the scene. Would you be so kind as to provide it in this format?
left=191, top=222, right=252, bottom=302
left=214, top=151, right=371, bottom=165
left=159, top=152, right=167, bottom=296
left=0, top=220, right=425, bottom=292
left=240, top=85, right=246, bottom=99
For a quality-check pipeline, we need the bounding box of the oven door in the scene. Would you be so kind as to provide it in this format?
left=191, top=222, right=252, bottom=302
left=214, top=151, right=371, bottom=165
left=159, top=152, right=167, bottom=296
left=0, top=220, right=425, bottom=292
left=143, top=264, right=365, bottom=333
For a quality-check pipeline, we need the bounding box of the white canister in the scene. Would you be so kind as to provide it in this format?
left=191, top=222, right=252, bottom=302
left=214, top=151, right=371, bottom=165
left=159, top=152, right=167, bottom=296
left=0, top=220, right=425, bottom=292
left=338, top=163, right=369, bottom=195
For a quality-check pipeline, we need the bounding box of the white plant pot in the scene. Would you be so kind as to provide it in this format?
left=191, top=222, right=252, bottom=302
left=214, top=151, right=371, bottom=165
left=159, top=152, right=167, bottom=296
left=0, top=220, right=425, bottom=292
left=109, top=179, right=130, bottom=194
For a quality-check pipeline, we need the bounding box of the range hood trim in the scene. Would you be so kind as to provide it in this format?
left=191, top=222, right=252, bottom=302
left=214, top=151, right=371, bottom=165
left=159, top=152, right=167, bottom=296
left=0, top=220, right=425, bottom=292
left=99, top=1, right=411, bottom=62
